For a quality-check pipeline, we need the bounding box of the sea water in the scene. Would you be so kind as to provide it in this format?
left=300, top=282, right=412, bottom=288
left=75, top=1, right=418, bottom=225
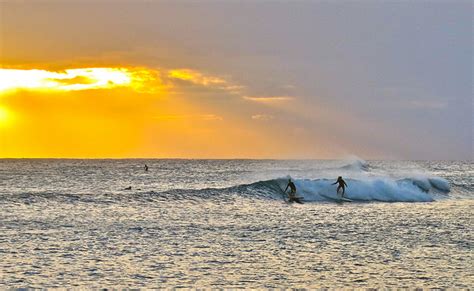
left=0, top=159, right=472, bottom=288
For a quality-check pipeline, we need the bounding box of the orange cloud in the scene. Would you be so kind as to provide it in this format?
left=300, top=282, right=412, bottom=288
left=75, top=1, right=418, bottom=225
left=243, top=96, right=295, bottom=103
left=251, top=114, right=274, bottom=121
left=168, top=68, right=243, bottom=94
left=153, top=114, right=223, bottom=121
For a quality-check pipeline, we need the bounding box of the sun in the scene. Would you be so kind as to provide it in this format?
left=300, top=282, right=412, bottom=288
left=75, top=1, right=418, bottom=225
left=0, top=107, right=10, bottom=126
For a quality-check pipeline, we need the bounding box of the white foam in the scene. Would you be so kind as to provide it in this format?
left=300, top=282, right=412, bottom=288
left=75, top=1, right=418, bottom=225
left=278, top=177, right=440, bottom=202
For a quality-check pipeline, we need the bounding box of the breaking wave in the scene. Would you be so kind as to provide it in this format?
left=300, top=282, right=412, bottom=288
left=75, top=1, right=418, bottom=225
left=233, top=175, right=450, bottom=203
left=159, top=174, right=451, bottom=203
left=339, top=159, right=370, bottom=172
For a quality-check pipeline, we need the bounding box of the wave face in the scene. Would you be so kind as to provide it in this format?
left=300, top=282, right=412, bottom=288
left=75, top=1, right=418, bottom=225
left=233, top=176, right=450, bottom=203
left=222, top=159, right=453, bottom=203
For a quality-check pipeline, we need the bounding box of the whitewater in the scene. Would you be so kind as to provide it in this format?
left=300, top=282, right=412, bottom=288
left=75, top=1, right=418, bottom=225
left=0, top=159, right=472, bottom=288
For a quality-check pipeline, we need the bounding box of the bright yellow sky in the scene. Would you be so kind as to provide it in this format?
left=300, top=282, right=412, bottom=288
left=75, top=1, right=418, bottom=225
left=0, top=66, right=334, bottom=158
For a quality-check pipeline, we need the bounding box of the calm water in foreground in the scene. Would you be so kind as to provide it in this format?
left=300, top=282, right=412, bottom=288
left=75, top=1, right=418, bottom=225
left=0, top=159, right=472, bottom=288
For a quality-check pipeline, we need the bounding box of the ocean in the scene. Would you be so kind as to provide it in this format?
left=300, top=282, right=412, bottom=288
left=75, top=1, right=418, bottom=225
left=0, top=159, right=472, bottom=288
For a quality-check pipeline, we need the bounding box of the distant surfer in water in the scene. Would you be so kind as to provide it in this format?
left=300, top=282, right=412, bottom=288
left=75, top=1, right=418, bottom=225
left=332, top=176, right=348, bottom=197
left=284, top=178, right=297, bottom=201
left=144, top=164, right=149, bottom=172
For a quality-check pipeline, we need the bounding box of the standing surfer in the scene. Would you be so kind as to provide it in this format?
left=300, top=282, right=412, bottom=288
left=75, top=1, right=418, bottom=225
left=332, top=176, right=348, bottom=197
left=144, top=164, right=149, bottom=172
left=284, top=178, right=297, bottom=201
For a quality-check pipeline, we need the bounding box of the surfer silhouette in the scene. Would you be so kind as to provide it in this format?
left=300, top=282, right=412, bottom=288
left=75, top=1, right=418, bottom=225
left=284, top=178, right=297, bottom=200
left=144, top=164, right=149, bottom=172
left=332, top=176, right=348, bottom=197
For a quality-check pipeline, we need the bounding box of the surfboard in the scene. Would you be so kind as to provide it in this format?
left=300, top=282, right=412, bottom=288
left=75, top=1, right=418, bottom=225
left=279, top=186, right=304, bottom=204
left=320, top=193, right=352, bottom=203
left=288, top=197, right=304, bottom=204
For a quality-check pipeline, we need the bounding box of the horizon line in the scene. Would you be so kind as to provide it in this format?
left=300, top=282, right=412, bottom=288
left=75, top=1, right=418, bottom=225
left=0, top=157, right=470, bottom=162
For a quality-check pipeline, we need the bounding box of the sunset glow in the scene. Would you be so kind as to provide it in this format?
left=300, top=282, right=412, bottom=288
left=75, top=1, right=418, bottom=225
left=168, top=69, right=227, bottom=86
left=243, top=96, right=295, bottom=103
left=0, top=68, right=156, bottom=93
left=0, top=1, right=470, bottom=159
left=0, top=65, right=289, bottom=158
left=0, top=107, right=10, bottom=125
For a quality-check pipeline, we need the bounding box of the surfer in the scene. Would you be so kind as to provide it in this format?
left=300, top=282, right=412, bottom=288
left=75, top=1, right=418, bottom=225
left=332, top=176, right=348, bottom=197
left=284, top=178, right=297, bottom=200
left=144, top=164, right=149, bottom=171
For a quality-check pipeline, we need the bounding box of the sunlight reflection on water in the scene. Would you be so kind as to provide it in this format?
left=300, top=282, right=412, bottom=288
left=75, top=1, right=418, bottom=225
left=0, top=160, right=472, bottom=288
left=0, top=198, right=472, bottom=288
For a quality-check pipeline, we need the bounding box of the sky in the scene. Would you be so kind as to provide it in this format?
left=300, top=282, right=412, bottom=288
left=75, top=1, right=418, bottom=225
left=0, top=1, right=472, bottom=159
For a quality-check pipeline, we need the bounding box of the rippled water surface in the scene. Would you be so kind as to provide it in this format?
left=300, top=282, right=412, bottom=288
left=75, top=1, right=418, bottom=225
left=0, top=159, right=472, bottom=288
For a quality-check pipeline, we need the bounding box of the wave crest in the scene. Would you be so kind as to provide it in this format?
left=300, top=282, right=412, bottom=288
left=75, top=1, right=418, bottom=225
left=242, top=175, right=450, bottom=202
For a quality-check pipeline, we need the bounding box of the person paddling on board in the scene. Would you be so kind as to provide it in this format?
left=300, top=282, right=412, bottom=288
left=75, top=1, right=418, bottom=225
left=332, top=176, right=348, bottom=197
left=284, top=178, right=297, bottom=201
